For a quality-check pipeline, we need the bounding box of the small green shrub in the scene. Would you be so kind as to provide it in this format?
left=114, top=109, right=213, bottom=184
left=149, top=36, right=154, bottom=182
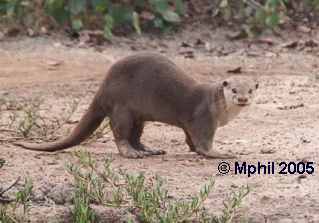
left=3, top=97, right=80, bottom=140
left=0, top=178, right=33, bottom=223
left=72, top=177, right=97, bottom=223
left=253, top=0, right=287, bottom=30
left=216, top=0, right=319, bottom=36
left=67, top=150, right=250, bottom=223
left=216, top=0, right=287, bottom=34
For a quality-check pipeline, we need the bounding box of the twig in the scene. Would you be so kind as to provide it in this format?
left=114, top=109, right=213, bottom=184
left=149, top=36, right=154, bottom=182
left=0, top=137, right=25, bottom=143
left=0, top=196, right=15, bottom=204
left=0, top=128, right=17, bottom=133
left=0, top=177, right=21, bottom=196
left=246, top=0, right=263, bottom=10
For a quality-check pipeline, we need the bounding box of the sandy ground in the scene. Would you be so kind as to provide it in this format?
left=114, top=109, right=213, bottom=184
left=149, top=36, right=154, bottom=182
left=1, top=30, right=319, bottom=222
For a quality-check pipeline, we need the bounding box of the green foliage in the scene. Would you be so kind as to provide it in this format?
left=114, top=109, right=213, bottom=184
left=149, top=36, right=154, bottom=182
left=216, top=0, right=319, bottom=36
left=67, top=150, right=250, bottom=223
left=254, top=0, right=286, bottom=29
left=1, top=0, right=319, bottom=38
left=4, top=97, right=81, bottom=140
left=16, top=99, right=42, bottom=138
left=44, top=0, right=69, bottom=25
left=0, top=0, right=185, bottom=39
left=202, top=185, right=250, bottom=223
left=72, top=177, right=97, bottom=223
left=308, top=0, right=319, bottom=9
left=14, top=179, right=33, bottom=215
left=0, top=0, right=40, bottom=27
left=0, top=179, right=33, bottom=223
left=0, top=150, right=249, bottom=222
left=216, top=0, right=286, bottom=33
left=0, top=158, right=5, bottom=169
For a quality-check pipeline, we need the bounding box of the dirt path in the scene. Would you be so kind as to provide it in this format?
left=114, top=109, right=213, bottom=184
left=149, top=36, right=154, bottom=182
left=1, top=33, right=319, bottom=222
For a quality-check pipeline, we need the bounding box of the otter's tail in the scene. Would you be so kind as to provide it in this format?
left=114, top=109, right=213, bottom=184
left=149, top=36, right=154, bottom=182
left=13, top=97, right=106, bottom=152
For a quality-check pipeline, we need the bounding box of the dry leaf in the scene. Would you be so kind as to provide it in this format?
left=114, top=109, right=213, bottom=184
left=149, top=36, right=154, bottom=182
left=194, top=38, right=205, bottom=46
left=180, top=41, right=192, bottom=47
left=227, top=67, right=242, bottom=74
left=47, top=60, right=63, bottom=70
left=277, top=103, right=304, bottom=110
left=140, top=11, right=155, bottom=21
left=27, top=28, right=36, bottom=37
left=47, top=60, right=62, bottom=67
left=226, top=30, right=248, bottom=40
left=255, top=38, right=275, bottom=45
left=297, top=25, right=311, bottom=33
left=5, top=27, right=20, bottom=37
left=282, top=41, right=298, bottom=49
left=260, top=148, right=276, bottom=154
left=179, top=49, right=194, bottom=58
left=305, top=40, right=318, bottom=48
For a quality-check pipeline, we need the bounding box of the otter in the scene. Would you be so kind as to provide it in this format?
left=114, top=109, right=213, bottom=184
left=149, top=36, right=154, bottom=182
left=14, top=53, right=258, bottom=159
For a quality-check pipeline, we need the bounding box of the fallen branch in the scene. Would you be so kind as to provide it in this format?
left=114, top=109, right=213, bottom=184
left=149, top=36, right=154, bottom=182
left=0, top=177, right=21, bottom=196
left=0, top=177, right=21, bottom=203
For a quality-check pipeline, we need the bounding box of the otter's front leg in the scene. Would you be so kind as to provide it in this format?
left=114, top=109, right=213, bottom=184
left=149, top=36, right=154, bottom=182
left=184, top=130, right=196, bottom=152
left=187, top=110, right=236, bottom=159
left=130, top=121, right=166, bottom=156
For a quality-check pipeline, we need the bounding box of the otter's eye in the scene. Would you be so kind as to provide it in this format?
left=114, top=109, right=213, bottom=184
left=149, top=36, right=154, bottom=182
left=248, top=89, right=253, bottom=94
left=232, top=88, right=237, bottom=94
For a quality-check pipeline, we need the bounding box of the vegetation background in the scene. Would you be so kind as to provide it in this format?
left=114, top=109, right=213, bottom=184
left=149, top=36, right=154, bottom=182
left=1, top=0, right=319, bottom=39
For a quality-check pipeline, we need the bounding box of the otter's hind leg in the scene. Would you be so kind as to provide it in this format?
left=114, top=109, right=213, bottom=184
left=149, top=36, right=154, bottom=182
left=130, top=121, right=166, bottom=156
left=110, top=108, right=144, bottom=158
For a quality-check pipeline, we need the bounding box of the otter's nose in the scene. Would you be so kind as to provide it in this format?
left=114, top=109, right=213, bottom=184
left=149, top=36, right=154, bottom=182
left=238, top=97, right=248, bottom=103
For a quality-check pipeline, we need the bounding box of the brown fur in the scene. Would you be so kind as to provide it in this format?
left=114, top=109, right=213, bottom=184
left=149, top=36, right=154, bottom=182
left=14, top=53, right=257, bottom=158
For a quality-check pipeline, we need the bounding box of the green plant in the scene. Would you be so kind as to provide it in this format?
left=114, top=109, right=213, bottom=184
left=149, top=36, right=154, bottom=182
left=14, top=179, right=33, bottom=215
left=201, top=185, right=250, bottom=223
left=124, top=173, right=215, bottom=222
left=0, top=207, right=14, bottom=223
left=0, top=0, right=43, bottom=28
left=216, top=0, right=288, bottom=35
left=148, top=0, right=184, bottom=31
left=39, top=0, right=184, bottom=38
left=1, top=97, right=45, bottom=138
left=253, top=0, right=287, bottom=30
left=0, top=179, right=33, bottom=223
left=3, top=97, right=81, bottom=141
left=308, top=0, right=319, bottom=9
left=16, top=100, right=41, bottom=138
left=0, top=0, right=184, bottom=38
left=67, top=150, right=250, bottom=223
left=2, top=0, right=319, bottom=38
left=0, top=158, right=5, bottom=169
left=10, top=97, right=55, bottom=138
left=72, top=176, right=97, bottom=223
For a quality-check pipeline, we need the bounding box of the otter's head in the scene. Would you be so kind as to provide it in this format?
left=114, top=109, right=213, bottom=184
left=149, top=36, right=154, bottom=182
left=222, top=76, right=259, bottom=108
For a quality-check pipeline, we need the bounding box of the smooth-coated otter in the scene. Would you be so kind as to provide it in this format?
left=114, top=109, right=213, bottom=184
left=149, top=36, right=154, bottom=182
left=14, top=53, right=258, bottom=159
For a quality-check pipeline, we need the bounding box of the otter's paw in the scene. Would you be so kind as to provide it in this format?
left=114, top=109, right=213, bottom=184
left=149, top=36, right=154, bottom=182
left=197, top=150, right=237, bottom=159
left=136, top=144, right=166, bottom=156
left=120, top=149, right=144, bottom=159
left=142, top=148, right=166, bottom=156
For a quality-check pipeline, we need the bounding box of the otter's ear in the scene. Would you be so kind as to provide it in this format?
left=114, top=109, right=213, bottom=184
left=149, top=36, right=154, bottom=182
left=255, top=83, right=259, bottom=89
left=223, top=81, right=228, bottom=87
